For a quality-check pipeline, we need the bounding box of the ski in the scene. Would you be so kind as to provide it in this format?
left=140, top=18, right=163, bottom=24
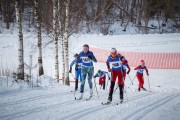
left=116, top=100, right=123, bottom=105
left=101, top=101, right=111, bottom=105
left=85, top=96, right=92, bottom=101
left=74, top=97, right=83, bottom=100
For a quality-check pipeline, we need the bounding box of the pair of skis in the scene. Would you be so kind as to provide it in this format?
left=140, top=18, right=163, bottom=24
left=75, top=96, right=93, bottom=101
left=101, top=100, right=123, bottom=105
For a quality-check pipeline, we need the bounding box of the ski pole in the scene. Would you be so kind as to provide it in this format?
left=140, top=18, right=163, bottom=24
left=70, top=73, right=76, bottom=81
left=106, top=72, right=111, bottom=90
left=113, top=83, right=118, bottom=92
left=128, top=75, right=136, bottom=88
left=94, top=78, right=99, bottom=99
left=127, top=74, right=133, bottom=85
left=147, top=76, right=151, bottom=90
left=124, top=84, right=128, bottom=103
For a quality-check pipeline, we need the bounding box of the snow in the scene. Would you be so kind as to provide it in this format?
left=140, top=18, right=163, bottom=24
left=0, top=32, right=180, bottom=120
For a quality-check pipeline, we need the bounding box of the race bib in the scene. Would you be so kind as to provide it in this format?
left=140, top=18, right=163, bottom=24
left=138, top=69, right=144, bottom=73
left=111, top=61, right=122, bottom=68
left=78, top=63, right=82, bottom=68
left=81, top=57, right=91, bottom=63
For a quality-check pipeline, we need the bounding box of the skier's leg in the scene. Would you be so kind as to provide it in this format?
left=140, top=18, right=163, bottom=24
left=99, top=78, right=103, bottom=85
left=118, top=70, right=124, bottom=100
left=119, top=84, right=123, bottom=100
left=79, top=69, right=82, bottom=82
left=75, top=70, right=79, bottom=91
left=141, top=76, right=144, bottom=88
left=75, top=79, right=78, bottom=91
left=137, top=74, right=141, bottom=91
left=88, top=67, right=94, bottom=96
left=108, top=70, right=117, bottom=101
left=87, top=67, right=94, bottom=89
left=103, top=77, right=106, bottom=90
left=80, top=66, right=87, bottom=93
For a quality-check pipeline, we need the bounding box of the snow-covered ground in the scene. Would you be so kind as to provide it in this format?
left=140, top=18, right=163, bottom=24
left=0, top=33, right=180, bottom=120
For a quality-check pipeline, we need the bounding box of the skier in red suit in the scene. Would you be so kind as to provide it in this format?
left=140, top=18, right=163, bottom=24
left=134, top=60, right=149, bottom=91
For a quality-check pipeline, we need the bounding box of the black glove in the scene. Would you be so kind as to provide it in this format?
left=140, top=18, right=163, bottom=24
left=108, top=76, right=110, bottom=80
left=94, top=76, right=96, bottom=78
left=147, top=74, right=149, bottom=76
left=127, top=71, right=130, bottom=74
left=88, top=55, right=92, bottom=60
left=69, top=69, right=72, bottom=73
left=75, top=65, right=78, bottom=71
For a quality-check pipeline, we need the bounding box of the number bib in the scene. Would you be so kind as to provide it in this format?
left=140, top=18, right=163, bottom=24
left=110, top=61, right=122, bottom=68
left=81, top=57, right=91, bottom=63
left=78, top=63, right=82, bottom=68
left=138, top=69, right=144, bottom=74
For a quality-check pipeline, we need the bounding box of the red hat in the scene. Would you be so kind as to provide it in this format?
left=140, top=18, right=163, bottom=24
left=140, top=60, right=145, bottom=63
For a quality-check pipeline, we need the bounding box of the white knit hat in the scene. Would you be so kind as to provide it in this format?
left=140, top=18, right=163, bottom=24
left=111, top=48, right=117, bottom=52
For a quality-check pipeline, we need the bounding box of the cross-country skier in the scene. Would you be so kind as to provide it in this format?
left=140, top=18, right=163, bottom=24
left=94, top=70, right=110, bottom=90
left=134, top=60, right=149, bottom=91
left=106, top=48, right=124, bottom=103
left=77, top=44, right=97, bottom=99
left=69, top=53, right=82, bottom=91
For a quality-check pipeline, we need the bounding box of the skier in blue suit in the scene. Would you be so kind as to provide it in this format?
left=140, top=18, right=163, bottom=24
left=69, top=53, right=82, bottom=91
left=77, top=44, right=97, bottom=99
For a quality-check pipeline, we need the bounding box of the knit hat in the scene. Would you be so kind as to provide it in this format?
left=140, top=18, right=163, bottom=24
left=140, top=60, right=145, bottom=63
left=111, top=48, right=117, bottom=53
left=83, top=44, right=89, bottom=48
left=74, top=53, right=78, bottom=57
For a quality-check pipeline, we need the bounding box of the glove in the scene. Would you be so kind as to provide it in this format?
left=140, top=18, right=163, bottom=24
left=69, top=69, right=72, bottom=73
left=75, top=65, right=78, bottom=71
left=147, top=74, right=149, bottom=76
left=108, top=76, right=110, bottom=80
left=88, top=55, right=92, bottom=60
left=127, top=71, right=130, bottom=74
left=94, top=76, right=96, bottom=78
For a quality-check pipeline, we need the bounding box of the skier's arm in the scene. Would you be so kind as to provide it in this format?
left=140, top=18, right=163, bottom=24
left=134, top=66, right=139, bottom=70
left=88, top=53, right=97, bottom=62
left=145, top=66, right=149, bottom=76
left=94, top=73, right=98, bottom=78
left=69, top=59, right=76, bottom=72
left=127, top=64, right=131, bottom=74
left=106, top=60, right=111, bottom=72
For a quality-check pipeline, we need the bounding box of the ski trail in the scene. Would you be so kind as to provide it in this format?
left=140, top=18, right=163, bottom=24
left=0, top=90, right=108, bottom=119
left=0, top=91, right=71, bottom=107
left=123, top=93, right=180, bottom=120
left=59, top=92, right=157, bottom=120
left=0, top=99, right=79, bottom=120
left=0, top=88, right=30, bottom=96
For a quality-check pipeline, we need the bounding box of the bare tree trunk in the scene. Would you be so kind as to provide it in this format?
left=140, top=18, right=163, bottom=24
left=130, top=0, right=136, bottom=23
left=58, top=0, right=65, bottom=84
left=15, top=0, right=24, bottom=80
left=144, top=0, right=149, bottom=34
left=34, top=0, right=44, bottom=76
left=53, top=0, right=59, bottom=80
left=64, top=0, right=70, bottom=85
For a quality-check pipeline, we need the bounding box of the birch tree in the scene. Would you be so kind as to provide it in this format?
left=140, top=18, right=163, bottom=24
left=64, top=0, right=70, bottom=85
left=58, top=0, right=65, bottom=84
left=34, top=0, right=44, bottom=76
left=52, top=0, right=59, bottom=81
left=15, top=0, right=24, bottom=80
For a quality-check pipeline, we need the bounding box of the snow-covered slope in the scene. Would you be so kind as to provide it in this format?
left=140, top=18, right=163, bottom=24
left=0, top=33, right=180, bottom=120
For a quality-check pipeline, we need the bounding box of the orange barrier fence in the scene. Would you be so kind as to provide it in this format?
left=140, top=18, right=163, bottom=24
left=90, top=47, right=180, bottom=69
